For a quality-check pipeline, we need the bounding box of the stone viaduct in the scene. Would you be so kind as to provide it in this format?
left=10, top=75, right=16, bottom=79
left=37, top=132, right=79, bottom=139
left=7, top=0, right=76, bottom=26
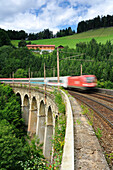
left=9, top=84, right=74, bottom=170
left=9, top=84, right=109, bottom=170
left=12, top=85, right=59, bottom=161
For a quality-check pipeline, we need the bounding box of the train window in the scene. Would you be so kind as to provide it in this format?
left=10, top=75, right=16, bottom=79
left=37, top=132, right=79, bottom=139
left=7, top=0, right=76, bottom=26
left=86, top=77, right=95, bottom=83
left=1, top=80, right=12, bottom=82
left=14, top=80, right=28, bottom=82
left=31, top=80, right=44, bottom=82
left=48, top=80, right=62, bottom=83
left=48, top=80, right=57, bottom=83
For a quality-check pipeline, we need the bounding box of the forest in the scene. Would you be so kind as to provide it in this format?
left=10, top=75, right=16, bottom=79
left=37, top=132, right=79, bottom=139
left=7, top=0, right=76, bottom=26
left=0, top=27, right=75, bottom=40
left=77, top=15, right=113, bottom=33
left=1, top=39, right=113, bottom=168
left=0, top=32, right=113, bottom=89
left=0, top=84, right=47, bottom=169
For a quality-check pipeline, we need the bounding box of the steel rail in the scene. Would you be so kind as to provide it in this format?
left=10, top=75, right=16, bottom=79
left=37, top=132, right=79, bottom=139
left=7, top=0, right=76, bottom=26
left=68, top=91, right=113, bottom=128
left=95, top=92, right=113, bottom=99
left=69, top=91, right=113, bottom=112
left=88, top=94, right=113, bottom=103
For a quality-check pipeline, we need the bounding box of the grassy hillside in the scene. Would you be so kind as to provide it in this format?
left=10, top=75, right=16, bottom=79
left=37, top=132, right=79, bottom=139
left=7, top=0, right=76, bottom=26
left=11, top=27, right=113, bottom=48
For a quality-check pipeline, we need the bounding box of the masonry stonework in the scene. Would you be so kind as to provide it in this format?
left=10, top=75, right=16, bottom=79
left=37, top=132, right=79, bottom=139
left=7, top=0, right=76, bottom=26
left=13, top=86, right=58, bottom=161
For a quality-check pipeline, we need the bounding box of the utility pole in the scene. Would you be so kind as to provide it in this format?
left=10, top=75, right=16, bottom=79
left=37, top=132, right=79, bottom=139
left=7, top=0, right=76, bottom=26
left=28, top=68, right=31, bottom=133
left=57, top=47, right=60, bottom=90
left=31, top=71, right=33, bottom=78
left=44, top=63, right=46, bottom=104
left=81, top=64, right=82, bottom=76
left=53, top=67, right=55, bottom=77
left=29, top=68, right=31, bottom=99
left=13, top=72, right=14, bottom=86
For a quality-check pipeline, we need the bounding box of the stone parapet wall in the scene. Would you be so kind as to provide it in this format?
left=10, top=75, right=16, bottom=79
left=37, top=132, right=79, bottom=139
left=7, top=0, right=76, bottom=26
left=61, top=90, right=74, bottom=170
left=69, top=95, right=110, bottom=170
left=98, top=88, right=113, bottom=95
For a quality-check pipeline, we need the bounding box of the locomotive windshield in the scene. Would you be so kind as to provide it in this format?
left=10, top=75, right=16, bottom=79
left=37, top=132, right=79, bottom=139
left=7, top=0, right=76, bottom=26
left=86, top=77, right=95, bottom=83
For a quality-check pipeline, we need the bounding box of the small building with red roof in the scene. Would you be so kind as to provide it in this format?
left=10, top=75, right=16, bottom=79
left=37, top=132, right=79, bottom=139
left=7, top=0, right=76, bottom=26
left=26, top=44, right=55, bottom=53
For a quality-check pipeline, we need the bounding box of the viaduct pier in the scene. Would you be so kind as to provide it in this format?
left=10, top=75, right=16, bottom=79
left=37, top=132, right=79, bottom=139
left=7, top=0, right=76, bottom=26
left=10, top=84, right=110, bottom=170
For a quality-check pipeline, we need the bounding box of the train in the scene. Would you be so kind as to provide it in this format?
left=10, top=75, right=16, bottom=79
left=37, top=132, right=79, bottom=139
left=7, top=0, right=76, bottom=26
left=0, top=75, right=97, bottom=90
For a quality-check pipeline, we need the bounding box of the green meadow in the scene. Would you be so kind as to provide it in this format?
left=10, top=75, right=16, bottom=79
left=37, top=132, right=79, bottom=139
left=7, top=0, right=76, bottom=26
left=11, top=27, right=113, bottom=48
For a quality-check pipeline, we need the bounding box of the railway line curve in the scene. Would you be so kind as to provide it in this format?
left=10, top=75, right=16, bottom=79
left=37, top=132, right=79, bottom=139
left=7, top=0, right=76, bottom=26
left=68, top=89, right=113, bottom=169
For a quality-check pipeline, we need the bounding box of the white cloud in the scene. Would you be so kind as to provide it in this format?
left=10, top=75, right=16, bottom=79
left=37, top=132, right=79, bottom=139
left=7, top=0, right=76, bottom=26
left=0, top=0, right=113, bottom=34
left=82, top=0, right=113, bottom=21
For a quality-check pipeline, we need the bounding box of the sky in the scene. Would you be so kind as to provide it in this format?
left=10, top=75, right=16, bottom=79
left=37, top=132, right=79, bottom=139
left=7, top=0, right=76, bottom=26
left=0, top=0, right=113, bottom=34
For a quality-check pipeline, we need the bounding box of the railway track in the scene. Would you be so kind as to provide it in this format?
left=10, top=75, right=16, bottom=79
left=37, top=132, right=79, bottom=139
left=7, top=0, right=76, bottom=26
left=90, top=92, right=113, bottom=104
left=68, top=90, right=113, bottom=129
left=68, top=90, right=113, bottom=168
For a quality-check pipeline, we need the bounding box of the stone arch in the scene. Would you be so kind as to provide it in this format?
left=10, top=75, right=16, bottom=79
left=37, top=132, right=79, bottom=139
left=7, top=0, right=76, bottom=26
left=16, top=92, right=21, bottom=106
left=30, top=96, right=37, bottom=133
left=47, top=106, right=53, bottom=125
left=39, top=100, right=45, bottom=116
left=31, top=97, right=37, bottom=109
left=44, top=106, right=53, bottom=161
left=16, top=92, right=22, bottom=121
left=37, top=100, right=45, bottom=144
left=23, top=94, right=29, bottom=106
left=23, top=94, right=29, bottom=129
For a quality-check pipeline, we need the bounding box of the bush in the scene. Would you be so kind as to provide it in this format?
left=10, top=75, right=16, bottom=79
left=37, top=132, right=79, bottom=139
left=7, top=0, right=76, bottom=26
left=97, top=80, right=113, bottom=89
left=0, top=120, right=30, bottom=170
left=54, top=90, right=65, bottom=114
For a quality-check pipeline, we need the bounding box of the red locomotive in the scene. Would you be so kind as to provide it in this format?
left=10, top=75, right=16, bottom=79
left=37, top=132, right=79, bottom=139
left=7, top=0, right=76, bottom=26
left=46, top=74, right=97, bottom=89
left=67, top=75, right=97, bottom=89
